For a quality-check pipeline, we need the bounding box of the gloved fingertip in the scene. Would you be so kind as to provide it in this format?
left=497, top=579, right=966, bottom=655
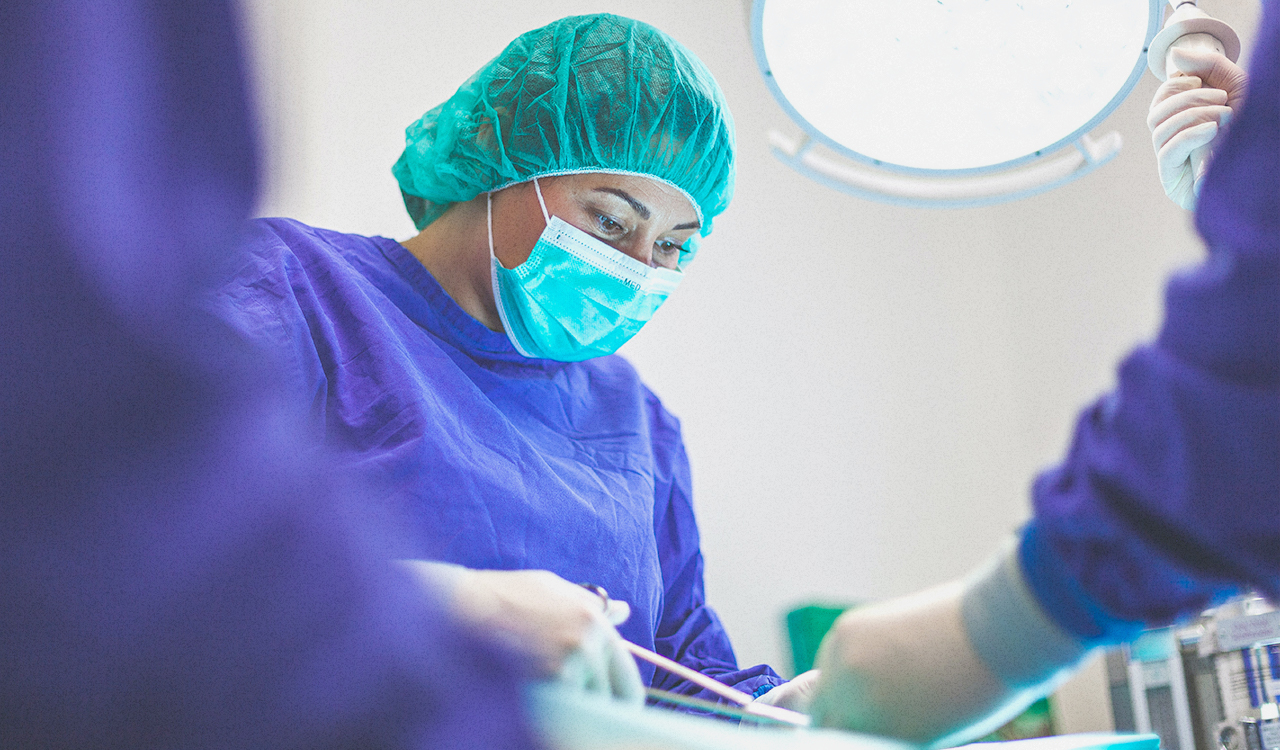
left=1169, top=46, right=1215, bottom=73
left=607, top=638, right=643, bottom=692
left=555, top=652, right=586, bottom=692
left=605, top=599, right=631, bottom=626
left=586, top=644, right=612, bottom=695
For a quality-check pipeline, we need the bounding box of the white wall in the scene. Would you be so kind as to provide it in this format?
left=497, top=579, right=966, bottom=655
left=238, top=0, right=1260, bottom=691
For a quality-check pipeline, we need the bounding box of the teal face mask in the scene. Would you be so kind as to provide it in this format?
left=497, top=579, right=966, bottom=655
left=488, top=177, right=683, bottom=362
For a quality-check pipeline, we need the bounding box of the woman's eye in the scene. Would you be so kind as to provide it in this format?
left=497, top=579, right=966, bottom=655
left=653, top=240, right=683, bottom=266
left=594, top=213, right=624, bottom=234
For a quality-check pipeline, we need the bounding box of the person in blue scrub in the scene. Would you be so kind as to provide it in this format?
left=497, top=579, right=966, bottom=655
left=755, top=3, right=1280, bottom=742
left=217, top=13, right=784, bottom=704
left=1, top=1, right=536, bottom=747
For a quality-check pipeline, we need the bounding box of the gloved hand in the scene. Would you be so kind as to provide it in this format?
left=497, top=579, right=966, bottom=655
left=807, top=544, right=1092, bottom=748
left=1148, top=47, right=1249, bottom=209
left=752, top=670, right=819, bottom=714
left=402, top=563, right=644, bottom=704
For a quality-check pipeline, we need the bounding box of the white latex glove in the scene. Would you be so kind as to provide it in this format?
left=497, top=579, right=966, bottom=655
left=1148, top=47, right=1249, bottom=209
left=807, top=542, right=1092, bottom=748
left=402, top=563, right=644, bottom=704
left=752, top=669, right=819, bottom=714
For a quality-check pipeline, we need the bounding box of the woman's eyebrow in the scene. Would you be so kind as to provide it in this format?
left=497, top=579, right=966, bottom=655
left=592, top=187, right=702, bottom=230
left=593, top=188, right=650, bottom=219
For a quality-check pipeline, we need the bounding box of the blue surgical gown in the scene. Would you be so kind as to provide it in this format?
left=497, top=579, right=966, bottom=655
left=217, top=218, right=783, bottom=699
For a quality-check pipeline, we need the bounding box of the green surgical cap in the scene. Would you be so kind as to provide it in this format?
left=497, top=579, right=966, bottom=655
left=392, top=13, right=735, bottom=253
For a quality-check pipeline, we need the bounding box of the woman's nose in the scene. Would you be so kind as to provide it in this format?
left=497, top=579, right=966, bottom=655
left=613, top=237, right=654, bottom=267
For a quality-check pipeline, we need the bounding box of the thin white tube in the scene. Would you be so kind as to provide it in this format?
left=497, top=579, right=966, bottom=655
left=623, top=641, right=754, bottom=706
left=622, top=641, right=812, bottom=727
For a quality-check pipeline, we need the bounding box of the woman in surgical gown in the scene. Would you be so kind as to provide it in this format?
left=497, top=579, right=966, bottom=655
left=218, top=13, right=783, bottom=703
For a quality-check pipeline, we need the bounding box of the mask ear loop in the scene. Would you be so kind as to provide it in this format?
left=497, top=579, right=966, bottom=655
left=532, top=175, right=551, bottom=224
left=487, top=191, right=497, bottom=262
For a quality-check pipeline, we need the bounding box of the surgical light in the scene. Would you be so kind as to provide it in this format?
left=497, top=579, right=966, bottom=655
left=751, top=0, right=1162, bottom=207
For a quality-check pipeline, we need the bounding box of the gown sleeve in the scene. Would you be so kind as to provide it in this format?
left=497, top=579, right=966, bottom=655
left=215, top=220, right=332, bottom=422
left=646, top=390, right=786, bottom=703
left=1018, top=0, right=1280, bottom=643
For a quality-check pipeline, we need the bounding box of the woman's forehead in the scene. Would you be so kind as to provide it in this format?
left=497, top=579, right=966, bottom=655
left=560, top=172, right=699, bottom=225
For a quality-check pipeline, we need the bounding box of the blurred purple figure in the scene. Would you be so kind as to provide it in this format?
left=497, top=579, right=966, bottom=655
left=0, top=2, right=537, bottom=748
left=1022, top=0, right=1280, bottom=642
